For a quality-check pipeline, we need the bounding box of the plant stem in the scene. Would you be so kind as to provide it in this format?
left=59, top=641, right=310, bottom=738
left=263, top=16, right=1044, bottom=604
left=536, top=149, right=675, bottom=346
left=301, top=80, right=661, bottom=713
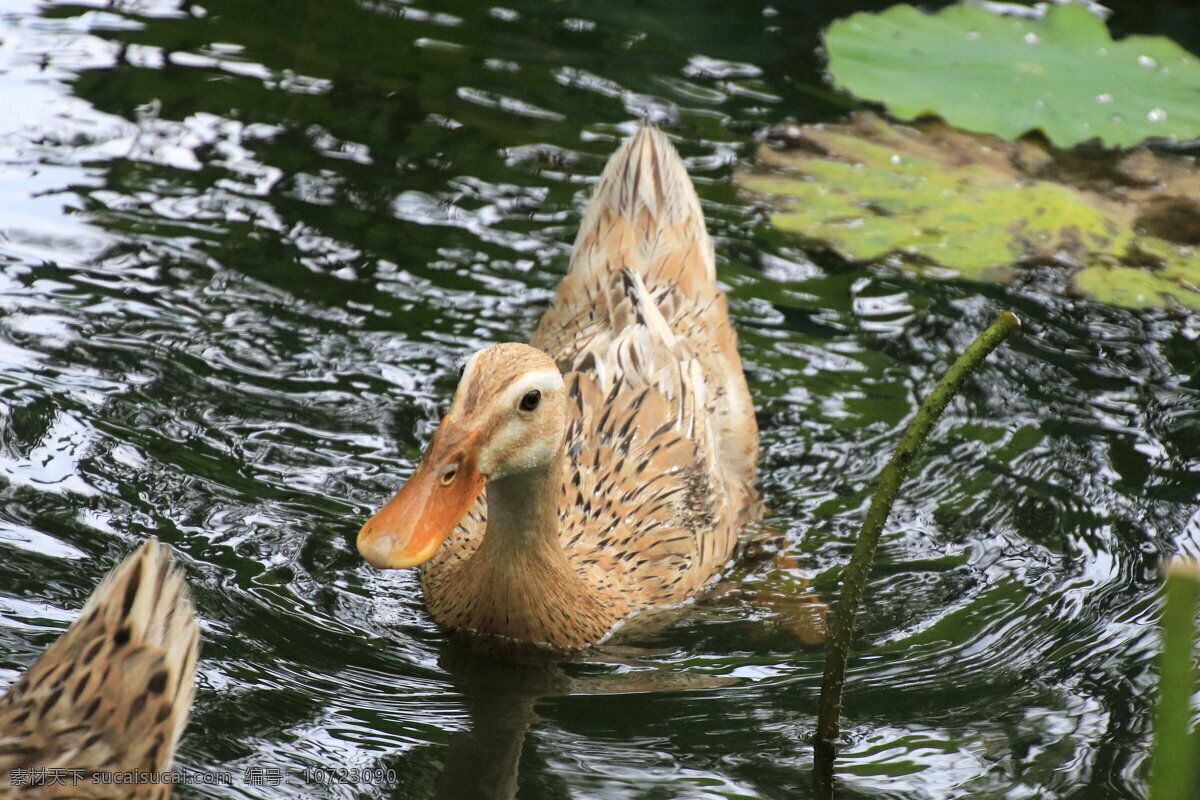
left=813, top=310, right=1021, bottom=794
left=1150, top=559, right=1200, bottom=800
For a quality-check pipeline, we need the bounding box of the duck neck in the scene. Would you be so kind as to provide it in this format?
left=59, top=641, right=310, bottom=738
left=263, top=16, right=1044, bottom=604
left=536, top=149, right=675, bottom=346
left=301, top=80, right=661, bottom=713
left=428, top=444, right=618, bottom=648
left=441, top=446, right=616, bottom=648
left=477, top=450, right=566, bottom=568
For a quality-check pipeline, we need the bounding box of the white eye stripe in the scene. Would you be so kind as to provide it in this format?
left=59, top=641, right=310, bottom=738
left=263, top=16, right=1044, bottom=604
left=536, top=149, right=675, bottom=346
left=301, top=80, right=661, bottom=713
left=501, top=370, right=563, bottom=411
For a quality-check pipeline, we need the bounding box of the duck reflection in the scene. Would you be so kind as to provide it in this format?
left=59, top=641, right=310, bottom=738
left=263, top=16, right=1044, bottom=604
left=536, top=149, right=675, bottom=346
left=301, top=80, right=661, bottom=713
left=430, top=635, right=736, bottom=800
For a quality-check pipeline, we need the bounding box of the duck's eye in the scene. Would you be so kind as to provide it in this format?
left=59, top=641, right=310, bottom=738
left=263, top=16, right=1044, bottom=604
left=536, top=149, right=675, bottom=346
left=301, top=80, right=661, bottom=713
left=519, top=390, right=541, bottom=412
left=440, top=465, right=458, bottom=485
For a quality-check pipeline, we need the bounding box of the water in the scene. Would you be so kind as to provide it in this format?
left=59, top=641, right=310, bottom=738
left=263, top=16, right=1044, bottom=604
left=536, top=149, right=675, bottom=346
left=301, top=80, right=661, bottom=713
left=1, top=0, right=1198, bottom=797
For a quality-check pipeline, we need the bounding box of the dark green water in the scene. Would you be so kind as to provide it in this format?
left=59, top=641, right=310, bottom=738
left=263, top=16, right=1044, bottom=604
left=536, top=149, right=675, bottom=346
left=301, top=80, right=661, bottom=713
left=2, top=0, right=1199, bottom=797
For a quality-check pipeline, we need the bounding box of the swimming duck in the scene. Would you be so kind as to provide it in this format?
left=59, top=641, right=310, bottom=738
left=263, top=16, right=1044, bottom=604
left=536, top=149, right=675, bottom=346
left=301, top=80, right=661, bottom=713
left=358, top=126, right=760, bottom=649
left=0, top=539, right=199, bottom=798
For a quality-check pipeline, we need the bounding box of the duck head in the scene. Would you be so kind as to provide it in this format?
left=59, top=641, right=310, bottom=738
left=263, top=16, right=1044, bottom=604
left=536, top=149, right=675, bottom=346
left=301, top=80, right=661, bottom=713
left=357, top=342, right=567, bottom=569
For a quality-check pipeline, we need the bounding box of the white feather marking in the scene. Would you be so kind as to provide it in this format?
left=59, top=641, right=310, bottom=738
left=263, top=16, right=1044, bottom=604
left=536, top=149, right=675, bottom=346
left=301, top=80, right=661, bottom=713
left=499, top=369, right=564, bottom=412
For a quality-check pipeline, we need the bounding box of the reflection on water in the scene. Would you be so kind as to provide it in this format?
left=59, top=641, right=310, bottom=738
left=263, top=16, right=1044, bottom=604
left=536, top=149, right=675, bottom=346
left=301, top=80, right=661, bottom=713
left=1, top=0, right=1199, bottom=798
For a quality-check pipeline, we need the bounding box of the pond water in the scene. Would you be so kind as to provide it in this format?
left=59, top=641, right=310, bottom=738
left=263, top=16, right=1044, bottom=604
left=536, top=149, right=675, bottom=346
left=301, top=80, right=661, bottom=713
left=1, top=0, right=1199, bottom=798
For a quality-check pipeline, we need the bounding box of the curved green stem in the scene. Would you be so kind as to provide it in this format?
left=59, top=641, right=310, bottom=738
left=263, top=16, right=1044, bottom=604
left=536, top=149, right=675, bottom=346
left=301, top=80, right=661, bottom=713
left=813, top=310, right=1021, bottom=794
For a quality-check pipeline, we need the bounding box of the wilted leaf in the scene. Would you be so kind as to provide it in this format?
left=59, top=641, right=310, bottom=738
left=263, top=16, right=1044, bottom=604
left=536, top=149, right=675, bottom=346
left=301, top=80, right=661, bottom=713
left=736, top=113, right=1200, bottom=309
left=825, top=3, right=1200, bottom=148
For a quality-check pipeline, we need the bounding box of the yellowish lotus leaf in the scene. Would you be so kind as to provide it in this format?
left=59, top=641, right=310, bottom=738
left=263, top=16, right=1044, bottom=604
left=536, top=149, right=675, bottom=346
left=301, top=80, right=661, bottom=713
left=736, top=114, right=1200, bottom=310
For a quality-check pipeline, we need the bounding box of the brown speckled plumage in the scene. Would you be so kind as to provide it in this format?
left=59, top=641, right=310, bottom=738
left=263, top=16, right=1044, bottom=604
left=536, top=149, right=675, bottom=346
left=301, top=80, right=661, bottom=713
left=363, top=127, right=760, bottom=649
left=0, top=539, right=199, bottom=799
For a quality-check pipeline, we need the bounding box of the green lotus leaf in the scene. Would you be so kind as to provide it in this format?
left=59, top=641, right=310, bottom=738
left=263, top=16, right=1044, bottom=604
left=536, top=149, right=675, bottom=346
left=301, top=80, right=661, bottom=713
left=825, top=3, right=1200, bottom=148
left=736, top=114, right=1200, bottom=310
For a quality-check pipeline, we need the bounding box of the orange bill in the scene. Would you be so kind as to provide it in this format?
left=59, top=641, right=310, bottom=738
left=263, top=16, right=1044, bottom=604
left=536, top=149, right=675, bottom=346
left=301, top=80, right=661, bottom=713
left=357, top=426, right=485, bottom=569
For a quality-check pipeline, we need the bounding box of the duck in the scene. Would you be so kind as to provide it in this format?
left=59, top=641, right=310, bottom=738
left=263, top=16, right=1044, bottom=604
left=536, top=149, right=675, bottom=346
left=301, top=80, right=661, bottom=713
left=357, top=126, right=760, bottom=649
left=0, top=538, right=199, bottom=799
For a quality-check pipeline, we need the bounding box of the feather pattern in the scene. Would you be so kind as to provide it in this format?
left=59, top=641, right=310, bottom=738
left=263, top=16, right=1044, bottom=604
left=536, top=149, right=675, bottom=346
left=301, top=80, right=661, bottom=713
left=0, top=539, right=199, bottom=799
